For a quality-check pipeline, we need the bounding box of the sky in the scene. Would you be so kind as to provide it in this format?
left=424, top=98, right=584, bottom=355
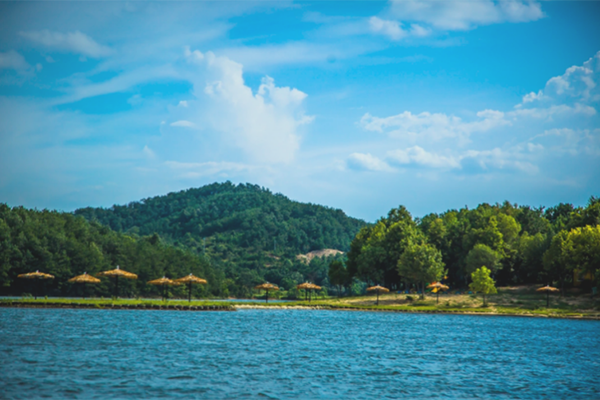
left=0, top=1, right=599, bottom=222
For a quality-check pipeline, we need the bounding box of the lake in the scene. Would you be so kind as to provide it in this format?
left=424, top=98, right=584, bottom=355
left=0, top=308, right=598, bottom=399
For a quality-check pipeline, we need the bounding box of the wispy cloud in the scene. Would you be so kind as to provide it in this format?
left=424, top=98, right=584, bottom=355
left=20, top=30, right=113, bottom=58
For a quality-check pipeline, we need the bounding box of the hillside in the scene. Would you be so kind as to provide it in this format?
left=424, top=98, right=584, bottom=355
left=0, top=204, right=218, bottom=298
left=74, top=182, right=366, bottom=296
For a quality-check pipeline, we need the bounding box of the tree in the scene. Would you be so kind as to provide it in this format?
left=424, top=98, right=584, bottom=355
left=328, top=260, right=349, bottom=297
left=397, top=241, right=445, bottom=299
left=465, top=244, right=500, bottom=277
left=469, top=266, right=497, bottom=306
left=542, top=230, right=572, bottom=293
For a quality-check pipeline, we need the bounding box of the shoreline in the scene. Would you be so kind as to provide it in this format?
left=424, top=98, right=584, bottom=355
left=2, top=300, right=599, bottom=320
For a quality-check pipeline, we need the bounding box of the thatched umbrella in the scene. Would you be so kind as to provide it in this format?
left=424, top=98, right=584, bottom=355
left=427, top=282, right=450, bottom=304
left=17, top=270, right=55, bottom=299
left=174, top=274, right=207, bottom=302
left=97, top=266, right=138, bottom=298
left=537, top=285, right=559, bottom=307
left=367, top=285, right=389, bottom=306
left=68, top=272, right=101, bottom=299
left=147, top=276, right=180, bottom=300
left=297, top=282, right=314, bottom=302
left=254, top=283, right=279, bottom=303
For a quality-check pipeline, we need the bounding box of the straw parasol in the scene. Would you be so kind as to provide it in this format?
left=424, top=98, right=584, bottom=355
left=367, top=285, right=389, bottom=306
left=17, top=270, right=55, bottom=300
left=296, top=282, right=321, bottom=302
left=174, top=274, right=208, bottom=302
left=97, top=265, right=138, bottom=298
left=537, top=285, right=559, bottom=307
left=148, top=276, right=180, bottom=300
left=68, top=272, right=101, bottom=299
left=427, top=282, right=450, bottom=304
left=254, top=283, right=279, bottom=303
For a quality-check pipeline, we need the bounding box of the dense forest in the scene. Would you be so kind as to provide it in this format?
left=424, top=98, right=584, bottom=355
left=69, top=182, right=364, bottom=297
left=0, top=204, right=219, bottom=298
left=1, top=182, right=598, bottom=299
left=344, top=197, right=600, bottom=295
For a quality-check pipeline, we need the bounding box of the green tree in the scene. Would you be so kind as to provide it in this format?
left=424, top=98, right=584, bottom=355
left=328, top=260, right=349, bottom=297
left=469, top=266, right=497, bottom=306
left=397, top=241, right=445, bottom=299
left=465, top=244, right=500, bottom=277
left=542, top=230, right=572, bottom=293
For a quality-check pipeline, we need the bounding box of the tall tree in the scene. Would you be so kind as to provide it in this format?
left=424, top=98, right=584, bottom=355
left=469, top=266, right=497, bottom=306
left=397, top=241, right=445, bottom=299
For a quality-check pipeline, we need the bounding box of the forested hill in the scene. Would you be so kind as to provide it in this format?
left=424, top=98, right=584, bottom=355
left=74, top=182, right=366, bottom=283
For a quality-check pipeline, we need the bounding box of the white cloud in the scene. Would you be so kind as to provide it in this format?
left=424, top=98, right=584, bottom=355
left=346, top=153, right=394, bottom=172
left=142, top=145, right=155, bottom=159
left=389, top=0, right=544, bottom=31
left=165, top=160, right=258, bottom=178
left=170, top=120, right=196, bottom=128
left=387, top=146, right=460, bottom=169
left=360, top=109, right=509, bottom=142
left=462, top=148, right=538, bottom=174
left=0, top=50, right=32, bottom=73
left=178, top=100, right=189, bottom=108
left=20, top=30, right=112, bottom=58
left=184, top=49, right=313, bottom=164
left=369, top=17, right=407, bottom=40
left=525, top=51, right=600, bottom=105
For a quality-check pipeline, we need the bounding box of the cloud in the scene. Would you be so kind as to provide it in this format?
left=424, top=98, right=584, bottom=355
left=0, top=51, right=32, bottom=72
left=387, top=146, right=460, bottom=169
left=461, top=148, right=538, bottom=174
left=165, top=160, right=258, bottom=178
left=184, top=48, right=313, bottom=164
left=346, top=153, right=394, bottom=172
left=170, top=120, right=196, bottom=128
left=519, top=50, right=600, bottom=107
left=388, top=0, right=544, bottom=31
left=20, top=30, right=112, bottom=58
left=360, top=109, right=509, bottom=142
left=369, top=17, right=407, bottom=40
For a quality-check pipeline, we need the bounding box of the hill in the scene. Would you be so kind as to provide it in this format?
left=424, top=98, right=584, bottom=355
left=74, top=182, right=366, bottom=296
left=0, top=204, right=218, bottom=298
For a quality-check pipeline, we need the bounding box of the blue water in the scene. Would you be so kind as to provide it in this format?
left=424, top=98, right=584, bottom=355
left=0, top=309, right=598, bottom=399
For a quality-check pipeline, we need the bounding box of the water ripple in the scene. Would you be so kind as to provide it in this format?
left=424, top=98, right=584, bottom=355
left=0, top=309, right=599, bottom=399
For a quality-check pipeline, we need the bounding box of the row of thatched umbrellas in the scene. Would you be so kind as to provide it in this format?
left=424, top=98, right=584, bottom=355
left=253, top=282, right=325, bottom=303
left=17, top=266, right=207, bottom=301
left=367, top=282, right=561, bottom=307
left=17, top=268, right=562, bottom=306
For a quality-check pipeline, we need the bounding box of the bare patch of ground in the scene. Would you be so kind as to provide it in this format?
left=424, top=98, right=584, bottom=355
left=296, top=249, right=343, bottom=263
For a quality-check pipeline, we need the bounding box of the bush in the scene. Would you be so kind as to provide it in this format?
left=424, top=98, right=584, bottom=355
left=406, top=295, right=414, bottom=302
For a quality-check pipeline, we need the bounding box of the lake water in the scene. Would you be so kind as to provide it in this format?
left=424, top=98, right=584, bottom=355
left=1, top=308, right=598, bottom=399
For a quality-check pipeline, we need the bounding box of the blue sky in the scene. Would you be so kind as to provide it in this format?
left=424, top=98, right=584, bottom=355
left=0, top=1, right=599, bottom=222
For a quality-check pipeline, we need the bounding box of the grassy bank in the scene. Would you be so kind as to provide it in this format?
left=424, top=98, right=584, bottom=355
left=2, top=286, right=599, bottom=319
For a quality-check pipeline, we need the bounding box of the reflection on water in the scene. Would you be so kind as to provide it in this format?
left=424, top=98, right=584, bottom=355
left=0, top=308, right=598, bottom=399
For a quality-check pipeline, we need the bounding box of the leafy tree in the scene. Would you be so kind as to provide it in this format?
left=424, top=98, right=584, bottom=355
left=465, top=244, right=500, bottom=277
left=542, top=230, right=572, bottom=293
left=397, top=241, right=445, bottom=299
left=328, top=260, right=349, bottom=297
left=469, top=266, right=497, bottom=306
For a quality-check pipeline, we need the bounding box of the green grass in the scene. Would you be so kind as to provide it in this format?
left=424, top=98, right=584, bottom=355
left=2, top=295, right=599, bottom=319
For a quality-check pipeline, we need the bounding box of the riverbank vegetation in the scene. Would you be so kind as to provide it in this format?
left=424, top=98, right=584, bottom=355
left=1, top=182, right=598, bottom=302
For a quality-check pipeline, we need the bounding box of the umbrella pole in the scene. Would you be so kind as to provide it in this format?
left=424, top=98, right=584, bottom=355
left=115, top=275, right=119, bottom=299
left=83, top=282, right=86, bottom=300
left=437, top=291, right=439, bottom=304
left=35, top=279, right=38, bottom=300
left=377, top=290, right=379, bottom=306
left=188, top=282, right=192, bottom=302
left=547, top=292, right=549, bottom=308
left=266, top=290, right=268, bottom=303
left=305, top=290, right=307, bottom=302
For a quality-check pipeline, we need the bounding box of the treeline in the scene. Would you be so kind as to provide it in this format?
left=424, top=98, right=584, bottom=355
left=0, top=204, right=221, bottom=298
left=73, top=182, right=365, bottom=297
left=340, top=197, right=600, bottom=293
